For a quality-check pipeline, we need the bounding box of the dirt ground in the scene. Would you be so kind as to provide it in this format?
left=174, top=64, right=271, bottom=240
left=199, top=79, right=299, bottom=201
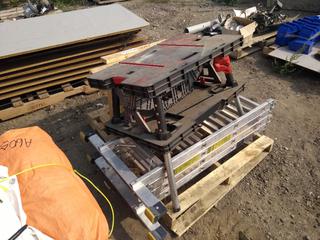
left=0, top=1, right=319, bottom=240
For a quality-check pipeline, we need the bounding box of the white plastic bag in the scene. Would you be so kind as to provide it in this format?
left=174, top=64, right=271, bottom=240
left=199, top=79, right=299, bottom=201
left=0, top=166, right=53, bottom=240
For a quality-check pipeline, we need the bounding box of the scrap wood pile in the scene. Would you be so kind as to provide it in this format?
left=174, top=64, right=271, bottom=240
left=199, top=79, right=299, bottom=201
left=0, top=4, right=148, bottom=117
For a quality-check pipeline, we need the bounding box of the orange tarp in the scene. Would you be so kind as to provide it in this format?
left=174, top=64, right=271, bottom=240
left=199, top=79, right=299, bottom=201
left=0, top=126, right=109, bottom=239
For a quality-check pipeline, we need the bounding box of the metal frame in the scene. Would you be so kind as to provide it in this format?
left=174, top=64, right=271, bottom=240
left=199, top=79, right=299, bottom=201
left=88, top=96, right=275, bottom=239
left=95, top=157, right=167, bottom=240
left=133, top=97, right=274, bottom=199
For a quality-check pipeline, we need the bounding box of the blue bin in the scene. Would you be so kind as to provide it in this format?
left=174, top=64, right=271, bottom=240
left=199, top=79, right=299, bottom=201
left=288, top=39, right=314, bottom=54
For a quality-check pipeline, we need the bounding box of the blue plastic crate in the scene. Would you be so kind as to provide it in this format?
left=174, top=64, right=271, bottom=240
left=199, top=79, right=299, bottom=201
left=275, top=15, right=320, bottom=53
left=288, top=39, right=314, bottom=54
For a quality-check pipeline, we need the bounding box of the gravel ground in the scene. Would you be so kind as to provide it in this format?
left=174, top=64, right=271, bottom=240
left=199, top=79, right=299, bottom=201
left=0, top=1, right=319, bottom=240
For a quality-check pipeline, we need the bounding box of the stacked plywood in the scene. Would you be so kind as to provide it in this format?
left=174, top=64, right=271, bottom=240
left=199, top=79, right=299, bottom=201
left=0, top=4, right=148, bottom=119
left=0, top=7, right=24, bottom=21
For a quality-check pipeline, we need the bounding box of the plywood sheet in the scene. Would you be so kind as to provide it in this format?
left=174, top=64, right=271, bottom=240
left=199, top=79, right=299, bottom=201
left=0, top=35, right=143, bottom=75
left=0, top=4, right=149, bottom=59
left=269, top=44, right=320, bottom=73
left=0, top=74, right=87, bottom=101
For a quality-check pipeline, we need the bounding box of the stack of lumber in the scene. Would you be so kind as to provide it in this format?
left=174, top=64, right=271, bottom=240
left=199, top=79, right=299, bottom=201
left=0, top=6, right=24, bottom=21
left=0, top=4, right=148, bottom=120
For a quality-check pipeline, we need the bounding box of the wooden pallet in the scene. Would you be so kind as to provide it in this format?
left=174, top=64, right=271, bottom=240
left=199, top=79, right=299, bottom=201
left=262, top=44, right=279, bottom=55
left=163, top=135, right=273, bottom=236
left=86, top=107, right=274, bottom=237
left=86, top=105, right=111, bottom=141
left=231, top=31, right=277, bottom=59
left=0, top=83, right=97, bottom=121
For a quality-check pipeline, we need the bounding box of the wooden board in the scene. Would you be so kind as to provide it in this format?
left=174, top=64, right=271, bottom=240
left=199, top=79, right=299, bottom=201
left=0, top=59, right=102, bottom=85
left=101, top=40, right=164, bottom=64
left=0, top=35, right=144, bottom=76
left=0, top=65, right=99, bottom=94
left=90, top=40, right=164, bottom=74
left=230, top=31, right=277, bottom=59
left=163, top=135, right=274, bottom=236
left=0, top=40, right=145, bottom=101
left=0, top=4, right=149, bottom=59
left=86, top=106, right=111, bottom=141
left=231, top=45, right=265, bottom=59
left=0, top=84, right=96, bottom=121
left=0, top=74, right=88, bottom=101
left=262, top=44, right=278, bottom=55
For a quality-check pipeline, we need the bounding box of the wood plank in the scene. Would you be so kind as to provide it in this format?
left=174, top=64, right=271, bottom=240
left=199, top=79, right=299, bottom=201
left=101, top=40, right=164, bottom=64
left=164, top=136, right=274, bottom=236
left=230, top=31, right=277, bottom=59
left=90, top=65, right=109, bottom=74
left=0, top=59, right=102, bottom=86
left=0, top=64, right=100, bottom=94
left=0, top=4, right=149, bottom=59
left=231, top=45, right=262, bottom=59
left=86, top=107, right=111, bottom=141
left=0, top=12, right=24, bottom=20
left=249, top=31, right=277, bottom=47
left=11, top=97, right=23, bottom=107
left=0, top=33, right=141, bottom=70
left=263, top=44, right=278, bottom=55
left=62, top=83, right=73, bottom=92
left=37, top=90, right=49, bottom=99
left=0, top=85, right=89, bottom=121
left=0, top=7, right=24, bottom=15
left=0, top=36, right=144, bottom=78
left=89, top=40, right=163, bottom=74
left=0, top=74, right=88, bottom=101
left=0, top=7, right=24, bottom=19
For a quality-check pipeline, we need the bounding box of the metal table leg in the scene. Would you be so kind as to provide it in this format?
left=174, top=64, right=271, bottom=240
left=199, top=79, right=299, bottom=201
left=163, top=151, right=180, bottom=212
left=235, top=94, right=245, bottom=116
left=111, top=88, right=121, bottom=124
left=154, top=96, right=170, bottom=140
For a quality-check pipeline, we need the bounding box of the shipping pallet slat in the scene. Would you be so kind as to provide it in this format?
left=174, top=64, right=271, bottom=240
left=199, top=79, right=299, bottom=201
left=86, top=106, right=111, bottom=141
left=0, top=74, right=88, bottom=101
left=262, top=44, right=279, bottom=55
left=0, top=83, right=97, bottom=121
left=231, top=31, right=277, bottom=59
left=163, top=135, right=273, bottom=236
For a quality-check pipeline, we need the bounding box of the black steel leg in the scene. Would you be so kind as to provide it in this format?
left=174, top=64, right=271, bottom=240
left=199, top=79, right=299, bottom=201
left=112, top=88, right=121, bottom=124
left=154, top=96, right=170, bottom=140
left=225, top=73, right=238, bottom=87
